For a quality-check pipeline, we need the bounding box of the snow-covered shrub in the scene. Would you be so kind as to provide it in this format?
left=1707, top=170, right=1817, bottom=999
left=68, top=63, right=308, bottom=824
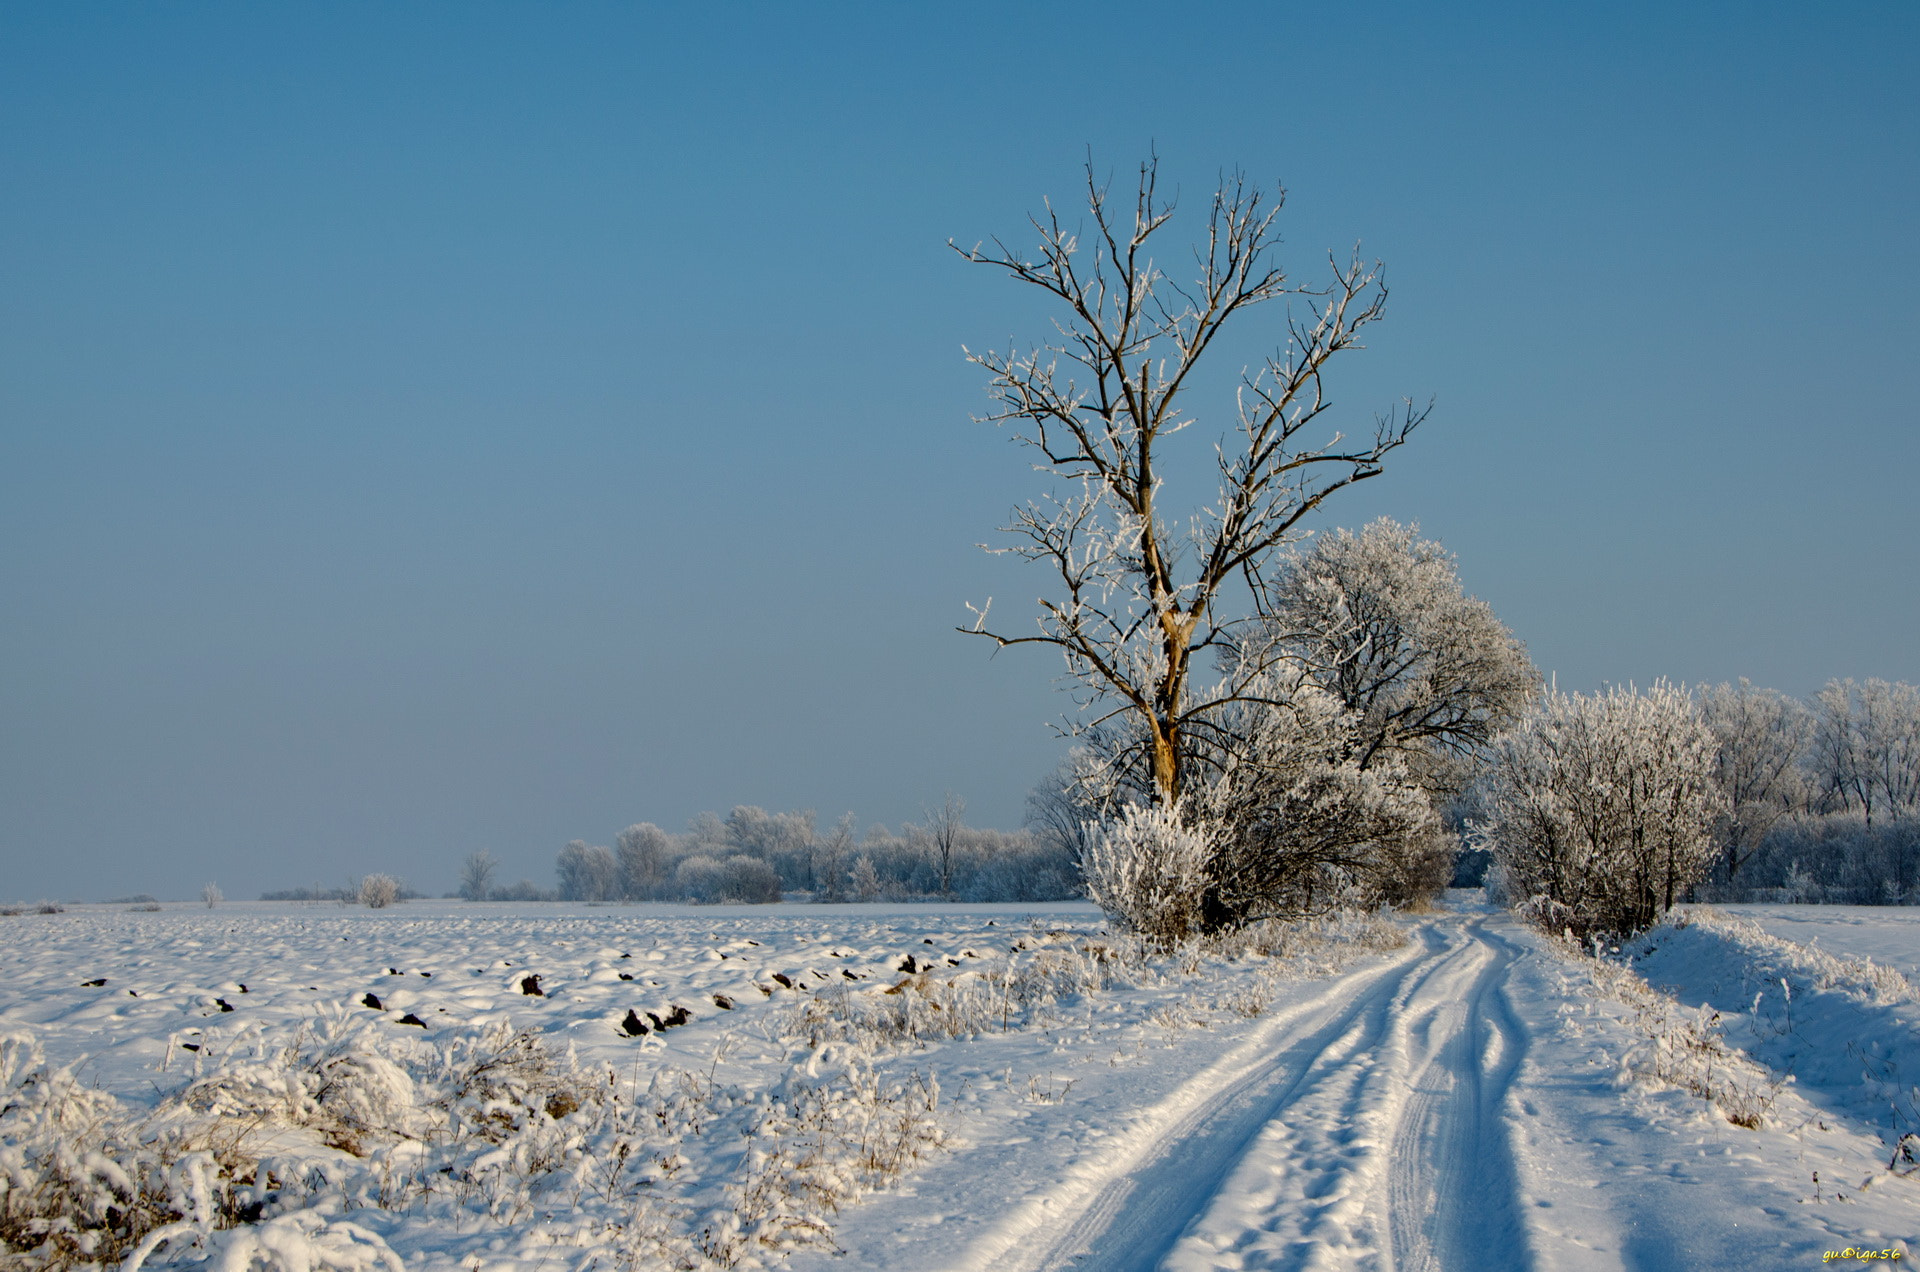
left=703, top=1057, right=941, bottom=1263
left=200, top=883, right=222, bottom=909
left=718, top=855, right=782, bottom=904
left=1479, top=682, right=1725, bottom=940
left=354, top=875, right=401, bottom=910
left=1080, top=801, right=1214, bottom=945
left=1074, top=671, right=1449, bottom=929
left=0, top=1035, right=262, bottom=1271
left=673, top=855, right=781, bottom=905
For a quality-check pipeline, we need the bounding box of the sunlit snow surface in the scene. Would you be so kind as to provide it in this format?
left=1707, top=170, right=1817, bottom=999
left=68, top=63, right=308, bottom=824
left=1722, top=903, right=1920, bottom=982
left=3, top=897, right=1917, bottom=1270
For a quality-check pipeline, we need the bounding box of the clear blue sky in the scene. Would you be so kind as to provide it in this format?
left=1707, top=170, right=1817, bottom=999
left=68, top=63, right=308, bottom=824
left=3, top=3, right=1914, bottom=901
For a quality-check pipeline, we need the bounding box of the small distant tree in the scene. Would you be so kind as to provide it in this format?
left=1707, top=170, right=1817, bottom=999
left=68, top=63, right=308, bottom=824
left=201, top=882, right=222, bottom=908
left=458, top=851, right=498, bottom=902
left=926, top=793, right=965, bottom=898
left=848, top=854, right=883, bottom=902
left=357, top=874, right=402, bottom=910
left=1478, top=683, right=1725, bottom=940
left=811, top=813, right=857, bottom=902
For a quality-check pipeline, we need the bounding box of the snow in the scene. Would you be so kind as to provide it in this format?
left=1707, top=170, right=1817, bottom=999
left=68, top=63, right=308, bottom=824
left=1721, top=903, right=1920, bottom=983
left=3, top=896, right=1917, bottom=1269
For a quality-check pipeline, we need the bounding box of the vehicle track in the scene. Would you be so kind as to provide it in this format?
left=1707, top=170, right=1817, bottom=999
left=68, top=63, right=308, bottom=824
left=974, top=914, right=1536, bottom=1272
left=1385, top=920, right=1533, bottom=1272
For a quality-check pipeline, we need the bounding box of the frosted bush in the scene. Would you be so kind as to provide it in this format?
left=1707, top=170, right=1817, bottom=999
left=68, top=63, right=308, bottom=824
left=1080, top=801, right=1214, bottom=945
left=0, top=1035, right=259, bottom=1271
left=354, top=875, right=401, bottom=910
left=1478, top=681, right=1725, bottom=940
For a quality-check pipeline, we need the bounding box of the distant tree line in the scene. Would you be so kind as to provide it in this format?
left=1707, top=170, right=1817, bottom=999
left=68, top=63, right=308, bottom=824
left=507, top=799, right=1082, bottom=906
left=1689, top=677, right=1920, bottom=905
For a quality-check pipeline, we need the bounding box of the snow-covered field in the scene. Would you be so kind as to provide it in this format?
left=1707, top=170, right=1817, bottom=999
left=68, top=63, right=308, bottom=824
left=2, top=897, right=1916, bottom=1270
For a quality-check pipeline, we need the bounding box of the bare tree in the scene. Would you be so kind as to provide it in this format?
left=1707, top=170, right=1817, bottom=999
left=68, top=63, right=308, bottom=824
left=956, top=154, right=1427, bottom=808
left=925, top=793, right=965, bottom=898
left=810, top=813, right=857, bottom=902
left=555, top=841, right=618, bottom=902
left=458, top=850, right=499, bottom=902
left=1024, top=758, right=1099, bottom=868
left=1810, top=679, right=1920, bottom=828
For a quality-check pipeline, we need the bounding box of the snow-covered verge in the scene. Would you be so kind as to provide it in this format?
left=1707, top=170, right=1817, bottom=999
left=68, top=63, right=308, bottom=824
left=0, top=902, right=1406, bottom=1270
left=1627, top=906, right=1920, bottom=1158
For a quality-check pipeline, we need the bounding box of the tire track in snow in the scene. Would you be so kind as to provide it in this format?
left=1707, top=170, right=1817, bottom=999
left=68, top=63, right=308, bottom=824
left=1385, top=919, right=1533, bottom=1272
left=973, top=915, right=1540, bottom=1272
left=968, top=924, right=1451, bottom=1272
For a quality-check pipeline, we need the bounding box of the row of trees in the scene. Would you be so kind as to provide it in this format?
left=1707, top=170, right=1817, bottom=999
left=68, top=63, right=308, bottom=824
left=504, top=800, right=1082, bottom=907
left=1694, top=677, right=1920, bottom=904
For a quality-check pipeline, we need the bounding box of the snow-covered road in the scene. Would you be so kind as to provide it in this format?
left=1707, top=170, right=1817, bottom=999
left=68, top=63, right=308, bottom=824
left=949, top=915, right=1535, bottom=1272
left=809, top=902, right=1919, bottom=1271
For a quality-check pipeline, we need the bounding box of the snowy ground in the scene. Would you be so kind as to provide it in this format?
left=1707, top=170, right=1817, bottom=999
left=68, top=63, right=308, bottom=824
left=1721, top=903, right=1920, bottom=982
left=3, top=897, right=1916, bottom=1269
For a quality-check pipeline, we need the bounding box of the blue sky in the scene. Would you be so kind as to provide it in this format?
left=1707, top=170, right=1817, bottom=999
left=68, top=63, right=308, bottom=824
left=2, top=3, right=1915, bottom=900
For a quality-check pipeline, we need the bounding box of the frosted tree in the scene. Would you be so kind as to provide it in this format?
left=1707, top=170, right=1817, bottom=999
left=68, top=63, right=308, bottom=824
left=724, top=806, right=817, bottom=890
left=615, top=823, right=673, bottom=900
left=201, top=882, right=222, bottom=908
left=555, top=841, right=618, bottom=902
left=1697, top=680, right=1812, bottom=883
left=1478, top=682, right=1726, bottom=940
left=1810, top=679, right=1920, bottom=827
left=957, top=154, right=1427, bottom=810
left=1259, top=518, right=1539, bottom=797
